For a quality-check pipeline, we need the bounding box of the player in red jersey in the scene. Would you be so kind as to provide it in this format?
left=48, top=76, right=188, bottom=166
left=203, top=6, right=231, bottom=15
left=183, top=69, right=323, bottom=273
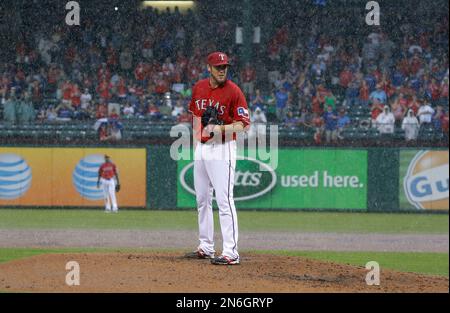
left=185, top=52, right=250, bottom=265
left=97, top=155, right=120, bottom=213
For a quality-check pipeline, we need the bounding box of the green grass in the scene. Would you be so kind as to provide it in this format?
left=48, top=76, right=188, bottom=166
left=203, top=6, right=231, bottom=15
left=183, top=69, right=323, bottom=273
left=0, top=209, right=448, bottom=234
left=0, top=248, right=447, bottom=277
left=0, top=248, right=93, bottom=264
left=254, top=250, right=449, bottom=277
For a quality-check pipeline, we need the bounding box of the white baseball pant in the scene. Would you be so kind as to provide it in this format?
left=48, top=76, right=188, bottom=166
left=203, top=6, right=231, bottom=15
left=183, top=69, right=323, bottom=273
left=194, top=140, right=239, bottom=259
left=100, top=178, right=118, bottom=212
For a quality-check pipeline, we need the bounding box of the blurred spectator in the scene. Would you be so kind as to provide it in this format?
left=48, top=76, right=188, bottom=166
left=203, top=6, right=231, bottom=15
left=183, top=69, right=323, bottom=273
left=391, top=94, right=408, bottom=127
left=162, top=57, right=175, bottom=79
left=284, top=111, right=299, bottom=128
left=339, top=66, right=353, bottom=97
left=96, top=99, right=108, bottom=119
left=337, top=107, right=351, bottom=140
left=371, top=99, right=385, bottom=127
left=324, top=93, right=337, bottom=111
left=241, top=62, right=256, bottom=99
left=109, top=107, right=120, bottom=120
left=117, top=77, right=128, bottom=99
left=80, top=88, right=92, bottom=110
left=314, top=85, right=330, bottom=113
left=55, top=97, right=74, bottom=113
left=96, top=78, right=111, bottom=101
left=370, top=84, right=387, bottom=104
left=441, top=111, right=449, bottom=138
left=177, top=111, right=192, bottom=127
left=119, top=48, right=133, bottom=75
left=251, top=89, right=266, bottom=111
left=30, top=80, right=43, bottom=107
left=71, top=83, right=81, bottom=109
left=17, top=92, right=35, bottom=124
left=46, top=106, right=57, bottom=122
left=98, top=123, right=110, bottom=141
left=159, top=103, right=173, bottom=117
left=427, top=78, right=441, bottom=107
left=311, top=57, right=326, bottom=85
left=323, top=105, right=338, bottom=143
left=123, top=102, right=135, bottom=118
left=274, top=87, right=289, bottom=121
left=440, top=77, right=449, bottom=107
left=3, top=88, right=17, bottom=124
left=75, top=100, right=93, bottom=120
left=248, top=107, right=267, bottom=139
left=36, top=106, right=47, bottom=122
left=375, top=106, right=395, bottom=134
left=148, top=103, right=162, bottom=120
left=155, top=73, right=170, bottom=94
left=286, top=60, right=300, bottom=88
left=61, top=80, right=73, bottom=106
left=432, top=106, right=445, bottom=131
left=142, top=35, right=154, bottom=61
left=108, top=95, right=121, bottom=117
left=312, top=112, right=325, bottom=144
left=172, top=99, right=185, bottom=117
left=402, top=109, right=420, bottom=141
left=56, top=106, right=73, bottom=122
left=134, top=62, right=149, bottom=88
left=362, top=37, right=379, bottom=64
left=408, top=95, right=421, bottom=115
left=109, top=120, right=123, bottom=141
left=359, top=80, right=370, bottom=107
left=417, top=101, right=435, bottom=125
left=298, top=107, right=312, bottom=128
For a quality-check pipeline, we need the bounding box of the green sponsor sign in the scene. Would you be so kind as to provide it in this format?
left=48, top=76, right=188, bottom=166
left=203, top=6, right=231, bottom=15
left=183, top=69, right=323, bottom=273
left=177, top=149, right=368, bottom=210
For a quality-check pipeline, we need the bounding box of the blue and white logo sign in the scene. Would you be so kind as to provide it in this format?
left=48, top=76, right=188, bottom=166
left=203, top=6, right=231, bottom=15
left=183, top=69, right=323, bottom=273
left=73, top=154, right=103, bottom=201
left=0, top=154, right=32, bottom=200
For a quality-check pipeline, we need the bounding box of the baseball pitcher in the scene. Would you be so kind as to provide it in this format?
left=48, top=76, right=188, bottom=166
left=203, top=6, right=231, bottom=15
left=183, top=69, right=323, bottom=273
left=185, top=52, right=250, bottom=265
left=97, top=155, right=121, bottom=213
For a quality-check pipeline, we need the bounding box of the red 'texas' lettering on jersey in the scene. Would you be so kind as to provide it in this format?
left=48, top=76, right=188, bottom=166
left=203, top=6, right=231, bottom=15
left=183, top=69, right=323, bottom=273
left=189, top=79, right=250, bottom=142
left=99, top=163, right=117, bottom=180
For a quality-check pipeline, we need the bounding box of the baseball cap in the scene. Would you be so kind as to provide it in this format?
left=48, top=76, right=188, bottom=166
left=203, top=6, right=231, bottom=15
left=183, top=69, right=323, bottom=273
left=207, top=52, right=230, bottom=67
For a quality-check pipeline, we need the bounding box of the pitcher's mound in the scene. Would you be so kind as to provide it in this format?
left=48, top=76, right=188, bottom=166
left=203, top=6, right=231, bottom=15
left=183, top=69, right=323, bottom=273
left=0, top=252, right=447, bottom=292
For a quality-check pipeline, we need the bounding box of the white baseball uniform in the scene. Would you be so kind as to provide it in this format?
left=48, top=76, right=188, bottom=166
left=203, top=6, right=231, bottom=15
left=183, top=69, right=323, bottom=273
left=98, top=161, right=119, bottom=212
left=189, top=77, right=250, bottom=259
left=100, top=177, right=118, bottom=212
left=194, top=140, right=239, bottom=258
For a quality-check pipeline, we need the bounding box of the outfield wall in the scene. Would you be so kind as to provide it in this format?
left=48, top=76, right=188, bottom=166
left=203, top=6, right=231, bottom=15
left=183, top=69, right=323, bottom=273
left=0, top=146, right=448, bottom=212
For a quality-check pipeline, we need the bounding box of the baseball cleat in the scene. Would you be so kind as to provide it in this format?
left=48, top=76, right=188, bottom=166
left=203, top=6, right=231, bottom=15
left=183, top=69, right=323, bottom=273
left=210, top=255, right=240, bottom=265
left=184, top=249, right=215, bottom=259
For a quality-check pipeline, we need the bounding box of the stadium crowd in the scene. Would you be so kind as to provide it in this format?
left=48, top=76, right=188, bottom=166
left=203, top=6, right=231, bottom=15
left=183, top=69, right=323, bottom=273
left=0, top=0, right=448, bottom=143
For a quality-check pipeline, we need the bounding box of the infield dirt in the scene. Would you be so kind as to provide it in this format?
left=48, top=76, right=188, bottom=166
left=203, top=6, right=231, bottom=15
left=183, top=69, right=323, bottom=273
left=0, top=252, right=447, bottom=292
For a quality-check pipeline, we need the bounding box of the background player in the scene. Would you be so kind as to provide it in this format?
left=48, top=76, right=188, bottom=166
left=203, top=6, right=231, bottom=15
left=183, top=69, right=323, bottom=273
left=185, top=52, right=250, bottom=265
left=97, top=155, right=121, bottom=213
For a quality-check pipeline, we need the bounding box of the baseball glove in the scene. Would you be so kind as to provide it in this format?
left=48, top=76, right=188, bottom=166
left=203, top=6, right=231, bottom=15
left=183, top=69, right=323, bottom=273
left=201, top=106, right=224, bottom=128
left=115, top=184, right=121, bottom=192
